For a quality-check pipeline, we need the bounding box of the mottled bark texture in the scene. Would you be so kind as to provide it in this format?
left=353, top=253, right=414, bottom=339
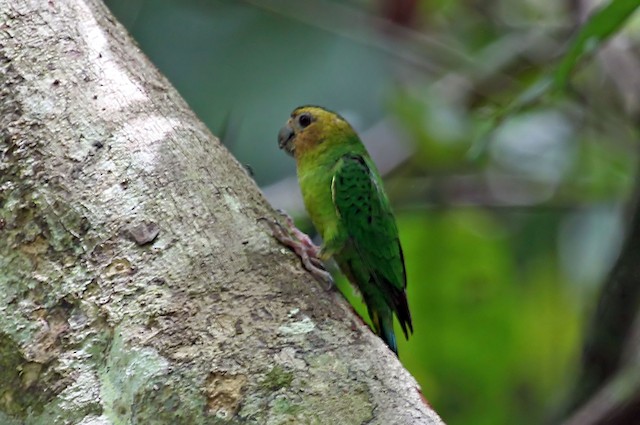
left=0, top=1, right=442, bottom=424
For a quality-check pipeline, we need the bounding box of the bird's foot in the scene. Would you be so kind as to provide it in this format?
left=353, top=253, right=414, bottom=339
left=260, top=210, right=334, bottom=289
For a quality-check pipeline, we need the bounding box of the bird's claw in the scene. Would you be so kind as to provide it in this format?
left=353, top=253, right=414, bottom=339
left=260, top=211, right=333, bottom=289
left=275, top=209, right=321, bottom=256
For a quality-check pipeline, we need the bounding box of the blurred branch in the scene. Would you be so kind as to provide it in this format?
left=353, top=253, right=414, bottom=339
left=567, top=0, right=640, bottom=122
left=471, top=0, right=640, bottom=159
left=554, top=0, right=640, bottom=90
left=575, top=0, right=640, bottom=123
left=564, top=306, right=640, bottom=425
left=243, top=0, right=559, bottom=92
left=390, top=175, right=630, bottom=212
left=565, top=181, right=640, bottom=407
left=560, top=1, right=640, bottom=421
left=265, top=169, right=626, bottom=217
left=242, top=0, right=469, bottom=74
left=597, top=37, right=640, bottom=121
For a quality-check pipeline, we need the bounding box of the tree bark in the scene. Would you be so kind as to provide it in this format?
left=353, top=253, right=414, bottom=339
left=0, top=1, right=441, bottom=424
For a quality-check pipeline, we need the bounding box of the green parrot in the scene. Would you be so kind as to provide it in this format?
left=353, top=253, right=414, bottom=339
left=275, top=105, right=412, bottom=355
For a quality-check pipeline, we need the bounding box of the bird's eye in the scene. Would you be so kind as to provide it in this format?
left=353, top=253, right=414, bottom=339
left=298, top=113, right=313, bottom=128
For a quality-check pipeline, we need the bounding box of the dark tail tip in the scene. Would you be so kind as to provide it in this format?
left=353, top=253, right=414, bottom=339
left=371, top=309, right=400, bottom=356
left=384, top=327, right=399, bottom=356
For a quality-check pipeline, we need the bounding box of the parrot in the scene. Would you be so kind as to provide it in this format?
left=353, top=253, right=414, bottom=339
left=274, top=105, right=413, bottom=355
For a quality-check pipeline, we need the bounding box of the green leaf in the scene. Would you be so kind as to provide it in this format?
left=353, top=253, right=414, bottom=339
left=469, top=0, right=638, bottom=159
left=554, top=0, right=640, bottom=89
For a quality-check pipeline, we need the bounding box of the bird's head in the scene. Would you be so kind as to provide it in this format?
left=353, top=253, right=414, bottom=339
left=278, top=106, right=354, bottom=159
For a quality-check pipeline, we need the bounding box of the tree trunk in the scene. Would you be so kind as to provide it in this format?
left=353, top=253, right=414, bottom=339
left=0, top=1, right=441, bottom=424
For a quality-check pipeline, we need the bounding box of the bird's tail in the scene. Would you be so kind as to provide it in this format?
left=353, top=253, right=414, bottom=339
left=371, top=309, right=398, bottom=355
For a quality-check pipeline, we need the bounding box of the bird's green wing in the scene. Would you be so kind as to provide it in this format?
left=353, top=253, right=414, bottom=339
left=331, top=154, right=412, bottom=337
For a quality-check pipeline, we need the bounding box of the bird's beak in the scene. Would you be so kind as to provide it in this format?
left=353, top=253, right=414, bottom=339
left=278, top=123, right=295, bottom=156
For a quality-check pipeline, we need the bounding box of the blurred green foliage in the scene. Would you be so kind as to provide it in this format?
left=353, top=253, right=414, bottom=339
left=105, top=0, right=640, bottom=423
left=553, top=0, right=639, bottom=89
left=339, top=209, right=582, bottom=424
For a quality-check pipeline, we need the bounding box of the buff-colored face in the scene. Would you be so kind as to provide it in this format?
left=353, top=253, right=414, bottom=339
left=277, top=106, right=352, bottom=158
